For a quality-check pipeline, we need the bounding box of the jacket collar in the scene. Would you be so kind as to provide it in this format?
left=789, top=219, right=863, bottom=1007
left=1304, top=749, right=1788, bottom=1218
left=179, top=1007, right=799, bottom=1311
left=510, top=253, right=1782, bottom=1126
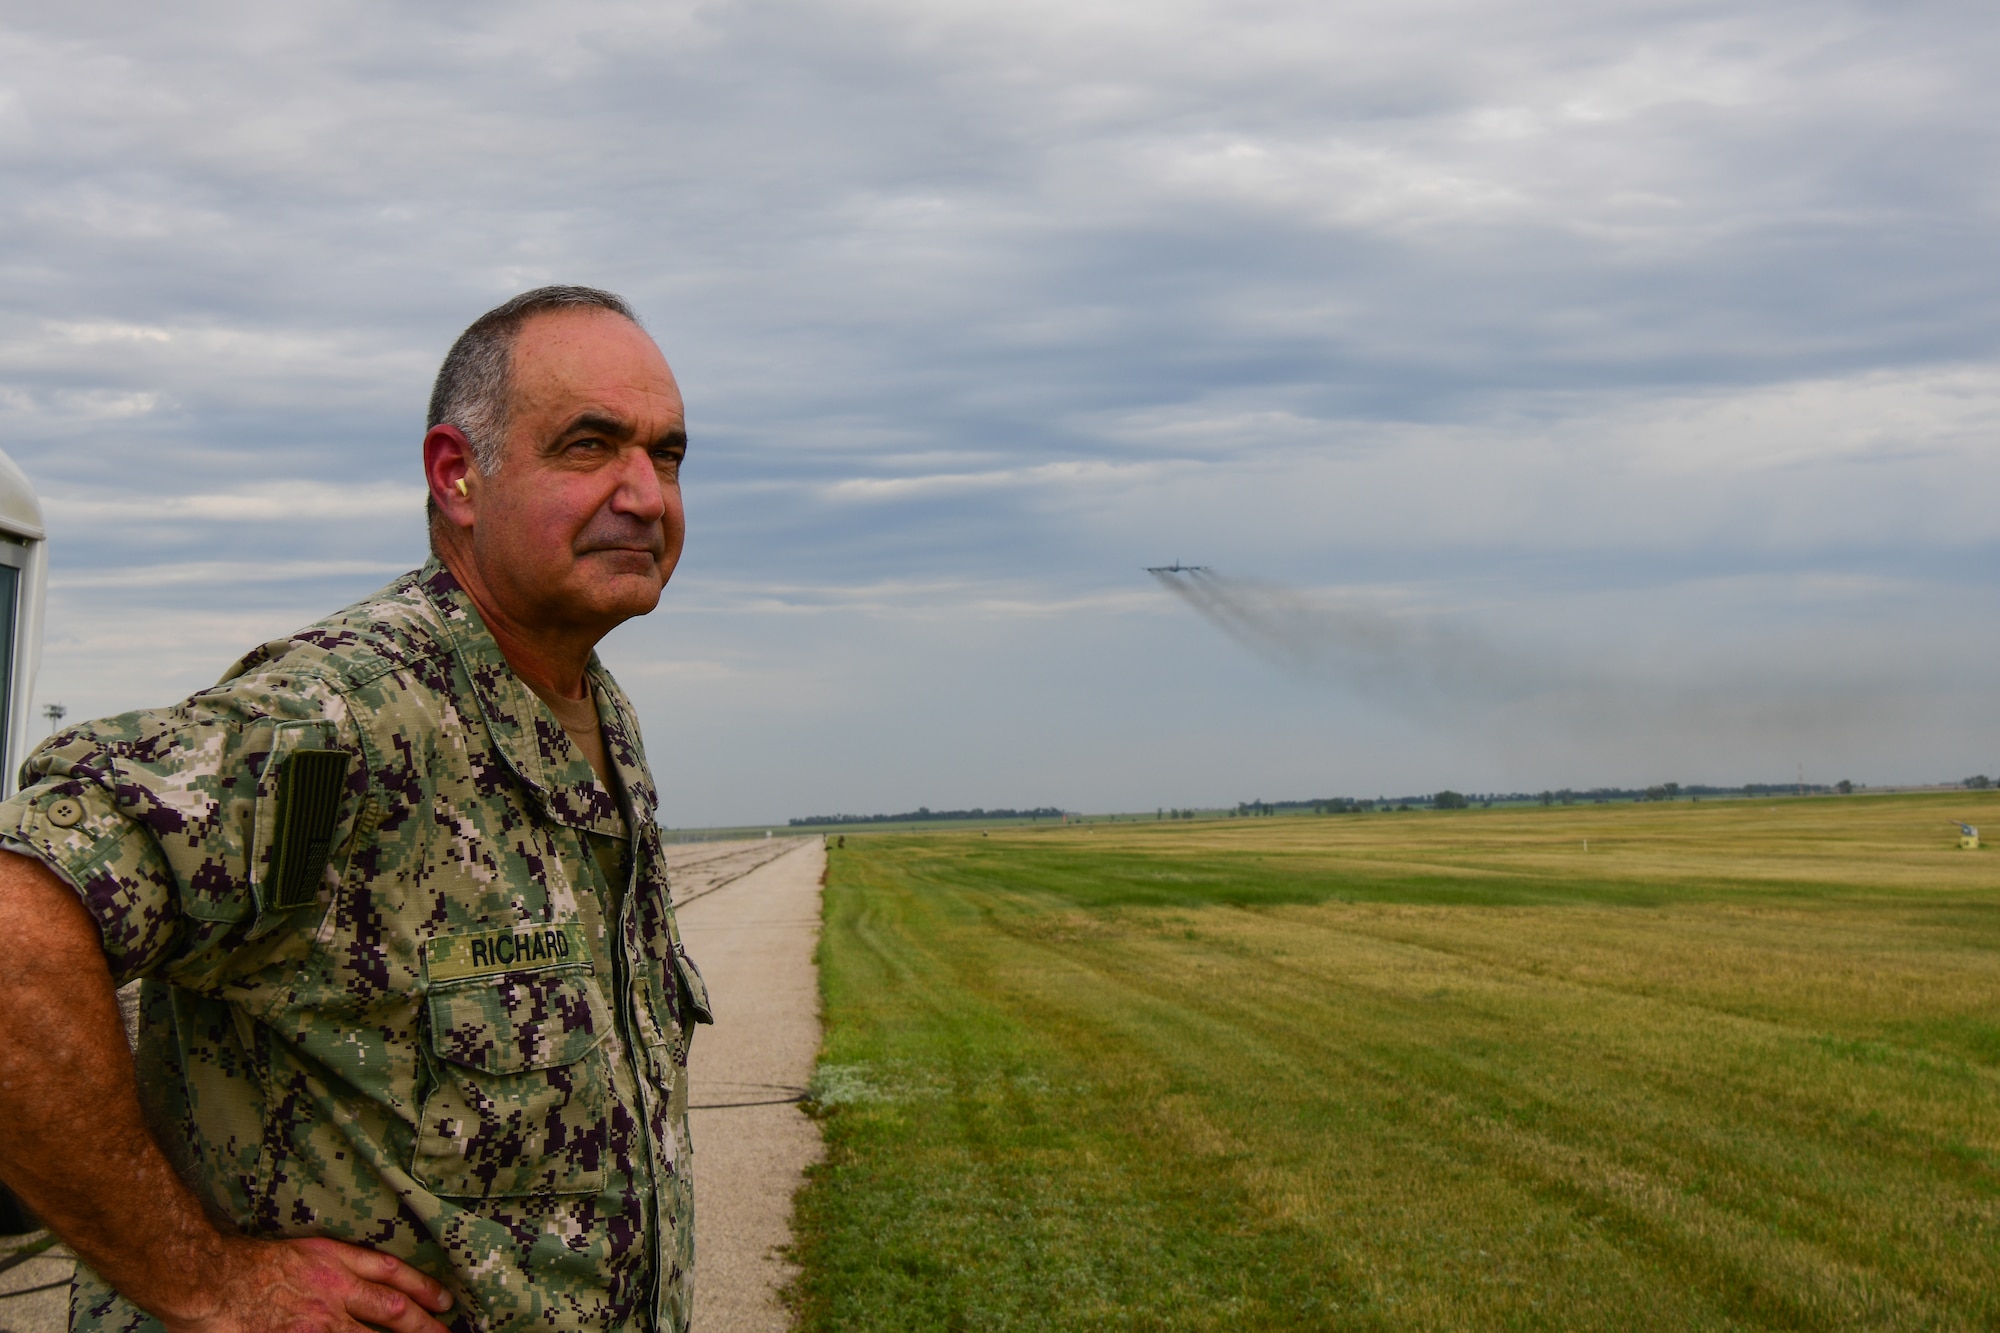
left=415, top=559, right=653, bottom=839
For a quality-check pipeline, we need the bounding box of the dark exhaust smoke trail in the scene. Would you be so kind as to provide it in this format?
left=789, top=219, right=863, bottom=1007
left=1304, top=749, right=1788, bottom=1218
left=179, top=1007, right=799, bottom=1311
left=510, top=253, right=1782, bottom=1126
left=1151, top=569, right=1562, bottom=707
left=1148, top=568, right=1922, bottom=763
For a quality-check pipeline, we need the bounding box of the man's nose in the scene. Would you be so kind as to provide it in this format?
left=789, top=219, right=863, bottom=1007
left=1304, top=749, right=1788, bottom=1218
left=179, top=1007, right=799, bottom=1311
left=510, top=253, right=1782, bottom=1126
left=607, top=446, right=668, bottom=523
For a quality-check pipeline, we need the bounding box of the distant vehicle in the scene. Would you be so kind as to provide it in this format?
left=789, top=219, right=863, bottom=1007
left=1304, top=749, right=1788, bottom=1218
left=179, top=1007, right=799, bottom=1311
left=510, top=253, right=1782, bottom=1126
left=1144, top=562, right=1210, bottom=575
left=0, top=448, right=46, bottom=798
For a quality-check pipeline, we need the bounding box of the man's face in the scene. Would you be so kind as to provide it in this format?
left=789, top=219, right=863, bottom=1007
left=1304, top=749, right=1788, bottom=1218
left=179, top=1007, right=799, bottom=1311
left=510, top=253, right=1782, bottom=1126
left=470, top=309, right=687, bottom=636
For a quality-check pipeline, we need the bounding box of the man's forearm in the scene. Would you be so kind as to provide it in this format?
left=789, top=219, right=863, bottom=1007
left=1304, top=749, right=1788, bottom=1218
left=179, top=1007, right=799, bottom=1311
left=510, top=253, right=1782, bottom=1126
left=0, top=849, right=234, bottom=1322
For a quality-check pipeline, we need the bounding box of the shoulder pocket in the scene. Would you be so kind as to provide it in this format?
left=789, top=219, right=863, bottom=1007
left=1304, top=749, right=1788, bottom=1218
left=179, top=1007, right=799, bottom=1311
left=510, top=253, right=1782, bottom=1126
left=414, top=928, right=610, bottom=1198
left=262, top=748, right=349, bottom=912
left=234, top=724, right=355, bottom=932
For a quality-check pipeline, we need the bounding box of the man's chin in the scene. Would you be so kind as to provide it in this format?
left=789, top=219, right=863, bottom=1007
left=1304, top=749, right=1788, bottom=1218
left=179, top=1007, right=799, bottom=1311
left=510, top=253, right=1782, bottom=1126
left=563, top=556, right=666, bottom=617
left=599, top=574, right=670, bottom=615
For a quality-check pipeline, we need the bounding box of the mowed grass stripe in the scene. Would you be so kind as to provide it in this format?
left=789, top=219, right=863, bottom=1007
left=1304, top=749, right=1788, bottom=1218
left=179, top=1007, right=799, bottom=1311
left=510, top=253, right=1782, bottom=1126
left=800, top=854, right=1366, bottom=1327
left=1035, top=908, right=1990, bottom=1323
left=788, top=795, right=2000, bottom=1330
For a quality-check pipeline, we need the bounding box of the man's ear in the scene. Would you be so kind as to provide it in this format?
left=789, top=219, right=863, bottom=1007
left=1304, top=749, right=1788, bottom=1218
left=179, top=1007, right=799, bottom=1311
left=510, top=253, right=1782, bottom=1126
left=423, top=425, right=478, bottom=529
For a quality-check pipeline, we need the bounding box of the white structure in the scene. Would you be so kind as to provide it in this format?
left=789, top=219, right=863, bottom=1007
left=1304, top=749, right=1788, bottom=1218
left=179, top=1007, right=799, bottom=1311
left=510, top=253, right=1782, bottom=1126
left=0, top=449, right=46, bottom=800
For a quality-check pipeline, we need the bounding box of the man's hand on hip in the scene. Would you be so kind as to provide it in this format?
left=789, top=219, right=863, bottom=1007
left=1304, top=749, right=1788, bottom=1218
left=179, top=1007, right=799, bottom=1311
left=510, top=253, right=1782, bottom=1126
left=166, top=1236, right=455, bottom=1333
left=0, top=850, right=455, bottom=1332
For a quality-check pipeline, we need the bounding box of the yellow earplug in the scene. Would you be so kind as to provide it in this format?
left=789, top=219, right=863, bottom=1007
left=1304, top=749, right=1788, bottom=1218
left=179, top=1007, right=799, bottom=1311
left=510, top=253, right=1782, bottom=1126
left=455, top=478, right=468, bottom=497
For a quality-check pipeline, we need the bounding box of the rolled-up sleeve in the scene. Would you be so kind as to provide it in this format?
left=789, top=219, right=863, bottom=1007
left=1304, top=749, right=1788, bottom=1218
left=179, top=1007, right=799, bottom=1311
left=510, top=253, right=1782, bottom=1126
left=0, top=675, right=362, bottom=992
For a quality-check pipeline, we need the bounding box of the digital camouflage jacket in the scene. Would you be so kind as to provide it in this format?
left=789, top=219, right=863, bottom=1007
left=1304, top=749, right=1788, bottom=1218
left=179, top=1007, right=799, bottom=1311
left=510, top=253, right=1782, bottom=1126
left=0, top=560, right=711, bottom=1332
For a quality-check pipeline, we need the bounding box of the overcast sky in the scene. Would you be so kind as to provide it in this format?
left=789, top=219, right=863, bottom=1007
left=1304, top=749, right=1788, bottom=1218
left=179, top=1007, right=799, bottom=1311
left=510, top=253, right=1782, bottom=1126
left=3, top=0, right=1996, bottom=825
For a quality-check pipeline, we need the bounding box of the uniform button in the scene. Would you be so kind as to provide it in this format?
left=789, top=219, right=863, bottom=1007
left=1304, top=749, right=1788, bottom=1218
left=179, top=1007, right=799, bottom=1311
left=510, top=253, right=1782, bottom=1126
left=47, top=798, right=84, bottom=828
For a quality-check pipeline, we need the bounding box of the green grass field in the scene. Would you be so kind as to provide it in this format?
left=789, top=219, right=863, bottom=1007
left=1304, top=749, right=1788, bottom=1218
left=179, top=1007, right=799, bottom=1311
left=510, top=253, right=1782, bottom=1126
left=784, top=794, right=2000, bottom=1331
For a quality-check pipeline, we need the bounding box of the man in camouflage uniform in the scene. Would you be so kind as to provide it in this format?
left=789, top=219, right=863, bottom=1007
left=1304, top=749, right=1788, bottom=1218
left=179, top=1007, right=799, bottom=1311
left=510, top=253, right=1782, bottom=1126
left=0, top=286, right=710, bottom=1332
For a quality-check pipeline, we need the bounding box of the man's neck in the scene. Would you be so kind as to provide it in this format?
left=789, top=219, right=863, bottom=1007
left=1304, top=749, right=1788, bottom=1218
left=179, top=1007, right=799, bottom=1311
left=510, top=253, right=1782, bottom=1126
left=436, top=548, right=599, bottom=701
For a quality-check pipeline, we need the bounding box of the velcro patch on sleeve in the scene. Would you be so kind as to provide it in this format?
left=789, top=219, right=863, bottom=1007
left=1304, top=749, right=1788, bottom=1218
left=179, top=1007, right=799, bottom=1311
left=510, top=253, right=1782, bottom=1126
left=263, top=749, right=352, bottom=912
left=425, top=924, right=586, bottom=984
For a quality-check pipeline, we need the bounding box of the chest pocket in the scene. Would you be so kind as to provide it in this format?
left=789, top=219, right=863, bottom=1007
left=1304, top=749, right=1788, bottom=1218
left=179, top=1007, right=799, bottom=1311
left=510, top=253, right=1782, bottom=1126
left=415, top=926, right=612, bottom=1198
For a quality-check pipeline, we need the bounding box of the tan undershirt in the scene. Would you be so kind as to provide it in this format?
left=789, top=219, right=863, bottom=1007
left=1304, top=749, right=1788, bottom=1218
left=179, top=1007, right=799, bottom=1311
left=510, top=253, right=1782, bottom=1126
left=527, top=680, right=614, bottom=790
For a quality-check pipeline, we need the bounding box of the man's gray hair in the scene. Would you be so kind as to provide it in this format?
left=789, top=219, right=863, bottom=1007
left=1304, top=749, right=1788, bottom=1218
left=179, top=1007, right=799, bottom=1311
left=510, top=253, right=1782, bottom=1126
left=428, top=285, right=640, bottom=477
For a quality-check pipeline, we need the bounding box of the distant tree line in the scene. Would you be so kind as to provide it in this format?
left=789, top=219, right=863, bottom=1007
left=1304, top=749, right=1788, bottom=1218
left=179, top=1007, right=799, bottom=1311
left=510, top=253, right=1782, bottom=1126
left=1236, top=797, right=1388, bottom=815
left=1234, top=781, right=1892, bottom=815
left=790, top=776, right=1985, bottom=831
left=789, top=806, right=1065, bottom=827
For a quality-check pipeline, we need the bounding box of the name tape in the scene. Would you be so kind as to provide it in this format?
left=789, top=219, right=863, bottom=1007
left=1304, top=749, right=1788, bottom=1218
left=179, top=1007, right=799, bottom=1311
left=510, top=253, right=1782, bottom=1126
left=425, top=923, right=585, bottom=984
